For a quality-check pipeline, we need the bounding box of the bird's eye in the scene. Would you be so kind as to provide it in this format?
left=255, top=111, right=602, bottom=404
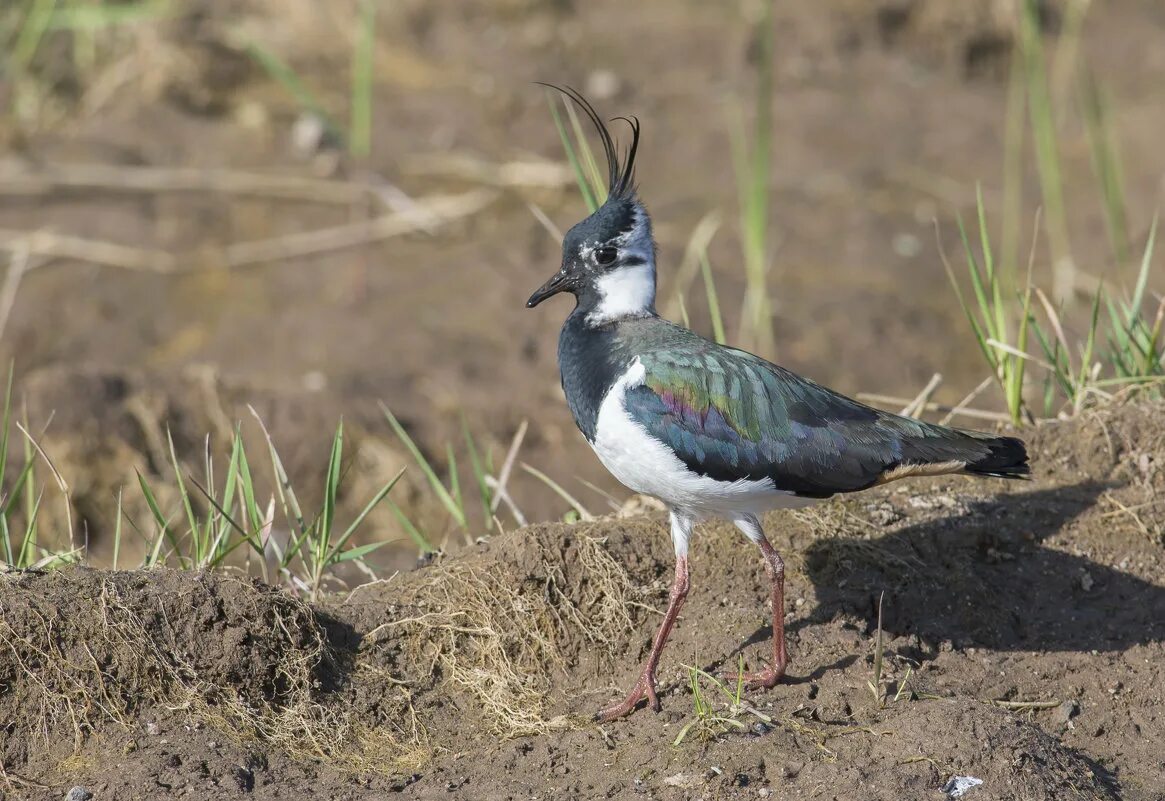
left=595, top=247, right=619, bottom=266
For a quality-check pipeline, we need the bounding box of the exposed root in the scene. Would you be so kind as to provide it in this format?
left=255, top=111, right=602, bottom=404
left=368, top=533, right=646, bottom=737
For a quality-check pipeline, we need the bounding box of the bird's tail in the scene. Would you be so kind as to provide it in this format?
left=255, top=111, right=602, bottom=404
left=958, top=434, right=1030, bottom=479
left=876, top=425, right=1030, bottom=485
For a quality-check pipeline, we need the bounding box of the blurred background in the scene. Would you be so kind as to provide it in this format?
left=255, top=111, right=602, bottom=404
left=1, top=0, right=1162, bottom=576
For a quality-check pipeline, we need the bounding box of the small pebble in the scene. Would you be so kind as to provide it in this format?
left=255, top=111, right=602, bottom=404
left=66, top=788, right=92, bottom=801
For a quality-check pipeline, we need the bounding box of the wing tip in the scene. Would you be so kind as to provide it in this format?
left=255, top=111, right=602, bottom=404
left=963, top=435, right=1031, bottom=480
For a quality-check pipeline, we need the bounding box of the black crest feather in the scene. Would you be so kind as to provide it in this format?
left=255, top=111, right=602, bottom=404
left=537, top=83, right=640, bottom=201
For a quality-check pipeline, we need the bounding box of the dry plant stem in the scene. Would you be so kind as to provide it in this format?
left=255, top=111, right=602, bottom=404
left=855, top=393, right=1016, bottom=424
left=222, top=189, right=496, bottom=268
left=596, top=555, right=690, bottom=722
left=0, top=190, right=495, bottom=274
left=0, top=229, right=175, bottom=272
left=900, top=373, right=943, bottom=418
left=0, top=245, right=32, bottom=340
left=724, top=537, right=787, bottom=688
left=0, top=162, right=381, bottom=204
left=940, top=375, right=995, bottom=426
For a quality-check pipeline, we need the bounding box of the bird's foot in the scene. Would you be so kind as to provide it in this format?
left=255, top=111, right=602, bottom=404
left=721, top=663, right=785, bottom=691
left=595, top=669, right=659, bottom=722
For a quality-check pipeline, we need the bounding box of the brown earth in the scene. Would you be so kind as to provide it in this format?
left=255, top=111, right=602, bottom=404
left=2, top=0, right=1165, bottom=572
left=2, top=401, right=1163, bottom=800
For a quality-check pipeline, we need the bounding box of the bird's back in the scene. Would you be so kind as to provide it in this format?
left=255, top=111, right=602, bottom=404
left=561, top=314, right=1028, bottom=502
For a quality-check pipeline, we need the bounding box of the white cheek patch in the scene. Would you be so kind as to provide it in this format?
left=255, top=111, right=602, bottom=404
left=586, top=264, right=656, bottom=324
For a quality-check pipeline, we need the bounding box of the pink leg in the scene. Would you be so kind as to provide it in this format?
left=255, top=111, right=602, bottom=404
left=596, top=555, right=690, bottom=722
left=725, top=517, right=788, bottom=689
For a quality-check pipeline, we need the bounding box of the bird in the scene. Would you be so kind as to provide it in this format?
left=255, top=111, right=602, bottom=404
left=525, top=87, right=1030, bottom=723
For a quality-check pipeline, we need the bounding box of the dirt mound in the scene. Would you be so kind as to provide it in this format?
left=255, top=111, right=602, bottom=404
left=3, top=402, right=1165, bottom=799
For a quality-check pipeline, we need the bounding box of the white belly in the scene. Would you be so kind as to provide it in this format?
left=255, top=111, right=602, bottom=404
left=590, top=359, right=820, bottom=519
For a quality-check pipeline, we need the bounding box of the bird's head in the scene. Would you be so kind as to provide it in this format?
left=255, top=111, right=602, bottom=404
left=526, top=88, right=656, bottom=325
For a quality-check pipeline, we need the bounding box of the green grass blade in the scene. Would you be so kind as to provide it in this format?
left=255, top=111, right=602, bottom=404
left=1129, top=216, right=1158, bottom=322
left=249, top=406, right=307, bottom=536
left=166, top=429, right=200, bottom=559
left=381, top=403, right=467, bottom=528
left=445, top=442, right=462, bottom=523
left=319, top=422, right=344, bottom=563
left=349, top=0, right=375, bottom=158
left=334, top=540, right=387, bottom=563
left=386, top=499, right=436, bottom=554
left=136, top=469, right=180, bottom=568
left=462, top=418, right=493, bottom=533
left=11, top=0, right=59, bottom=75
left=0, top=361, right=14, bottom=492
left=112, top=488, right=124, bottom=571
left=699, top=249, right=727, bottom=345
left=17, top=488, right=45, bottom=568
left=328, top=467, right=404, bottom=559
left=46, top=0, right=172, bottom=30
left=245, top=40, right=343, bottom=144
left=547, top=94, right=599, bottom=213
left=564, top=101, right=607, bottom=204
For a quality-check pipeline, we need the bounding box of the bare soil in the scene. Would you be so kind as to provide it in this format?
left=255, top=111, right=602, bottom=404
left=3, top=2, right=1165, bottom=799
left=2, top=402, right=1163, bottom=800
left=2, top=0, right=1165, bottom=570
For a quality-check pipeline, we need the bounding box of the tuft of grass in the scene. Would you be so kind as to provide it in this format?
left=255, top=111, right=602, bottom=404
left=0, top=364, right=78, bottom=570
left=672, top=659, right=753, bottom=746
left=1102, top=219, right=1163, bottom=386
left=943, top=187, right=1035, bottom=425
left=131, top=411, right=403, bottom=600
left=251, top=413, right=401, bottom=599
left=382, top=404, right=499, bottom=548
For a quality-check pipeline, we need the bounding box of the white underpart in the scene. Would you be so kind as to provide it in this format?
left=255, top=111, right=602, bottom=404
left=591, top=359, right=821, bottom=546
left=669, top=509, right=695, bottom=558
left=586, top=264, right=656, bottom=325
left=733, top=513, right=768, bottom=545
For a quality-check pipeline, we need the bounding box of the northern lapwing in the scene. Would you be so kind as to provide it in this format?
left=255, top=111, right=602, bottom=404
left=526, top=87, right=1030, bottom=722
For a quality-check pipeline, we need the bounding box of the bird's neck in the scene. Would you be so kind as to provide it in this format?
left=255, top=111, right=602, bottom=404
left=578, top=264, right=658, bottom=327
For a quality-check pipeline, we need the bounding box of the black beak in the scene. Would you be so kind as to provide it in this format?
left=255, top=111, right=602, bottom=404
left=526, top=270, right=571, bottom=308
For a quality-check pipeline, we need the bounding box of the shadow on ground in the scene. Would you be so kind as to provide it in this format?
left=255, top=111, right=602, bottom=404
left=786, top=481, right=1165, bottom=656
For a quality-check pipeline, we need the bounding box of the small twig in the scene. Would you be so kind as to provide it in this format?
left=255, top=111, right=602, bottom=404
left=0, top=244, right=32, bottom=340
left=222, top=189, right=496, bottom=268
left=940, top=375, right=994, bottom=426
left=900, top=373, right=942, bottom=418
left=15, top=421, right=75, bottom=549
left=856, top=393, right=1018, bottom=424
left=0, top=160, right=381, bottom=204
left=0, top=190, right=496, bottom=274
left=989, top=698, right=1061, bottom=710
left=484, top=476, right=528, bottom=528
left=0, top=228, right=175, bottom=272
left=490, top=420, right=528, bottom=515
left=520, top=462, right=594, bottom=521
left=403, top=153, right=575, bottom=188
left=527, top=202, right=563, bottom=242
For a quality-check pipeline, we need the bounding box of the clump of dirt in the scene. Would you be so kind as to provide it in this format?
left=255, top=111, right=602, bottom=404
left=3, top=401, right=1163, bottom=800
left=0, top=569, right=420, bottom=779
